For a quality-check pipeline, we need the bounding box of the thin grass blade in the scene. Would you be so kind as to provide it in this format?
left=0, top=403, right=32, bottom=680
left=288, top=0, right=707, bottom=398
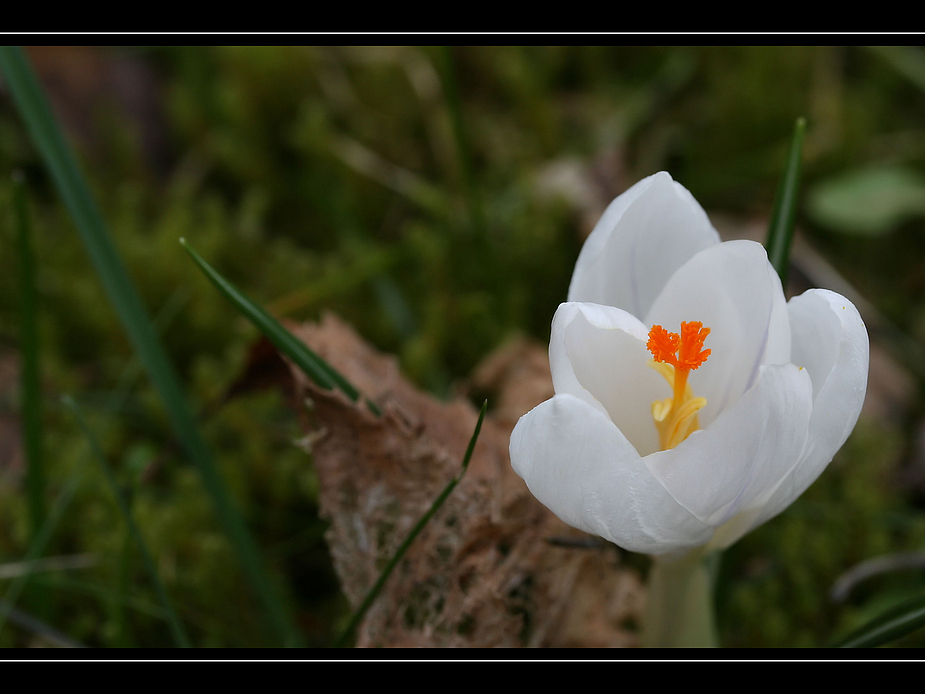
left=765, top=117, right=806, bottom=286
left=13, top=172, right=45, bottom=536
left=180, top=237, right=381, bottom=416
left=433, top=47, right=487, bottom=242
left=4, top=606, right=86, bottom=648
left=334, top=400, right=487, bottom=647
left=0, top=46, right=300, bottom=646
left=63, top=395, right=191, bottom=648
left=831, top=593, right=925, bottom=648
left=28, top=574, right=170, bottom=621
left=0, top=444, right=85, bottom=637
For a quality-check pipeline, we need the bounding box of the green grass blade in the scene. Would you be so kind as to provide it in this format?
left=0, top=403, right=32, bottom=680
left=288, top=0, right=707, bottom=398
left=765, top=117, right=806, bottom=286
left=0, top=446, right=86, bottom=637
left=62, top=395, right=192, bottom=649
left=180, top=237, right=382, bottom=416
left=13, top=172, right=45, bottom=537
left=868, top=46, right=925, bottom=95
left=0, top=46, right=301, bottom=646
left=3, top=606, right=86, bottom=648
left=434, top=47, right=487, bottom=242
left=334, top=400, right=487, bottom=647
left=832, top=593, right=925, bottom=648
left=29, top=574, right=170, bottom=621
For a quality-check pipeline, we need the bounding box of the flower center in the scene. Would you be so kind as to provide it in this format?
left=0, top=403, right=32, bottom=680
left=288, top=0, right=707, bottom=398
left=646, top=321, right=711, bottom=451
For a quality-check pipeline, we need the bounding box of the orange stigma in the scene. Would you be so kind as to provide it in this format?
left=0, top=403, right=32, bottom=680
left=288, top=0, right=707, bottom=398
left=647, top=321, right=711, bottom=371
left=646, top=321, right=711, bottom=450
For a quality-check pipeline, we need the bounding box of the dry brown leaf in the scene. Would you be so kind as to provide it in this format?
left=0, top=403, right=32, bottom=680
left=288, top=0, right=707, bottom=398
left=288, top=314, right=643, bottom=647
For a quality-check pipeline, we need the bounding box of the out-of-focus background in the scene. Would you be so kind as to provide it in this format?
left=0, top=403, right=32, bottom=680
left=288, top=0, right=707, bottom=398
left=1, top=45, right=925, bottom=648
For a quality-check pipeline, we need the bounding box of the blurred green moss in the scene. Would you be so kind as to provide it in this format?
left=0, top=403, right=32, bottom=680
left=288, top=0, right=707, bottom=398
left=2, top=46, right=925, bottom=647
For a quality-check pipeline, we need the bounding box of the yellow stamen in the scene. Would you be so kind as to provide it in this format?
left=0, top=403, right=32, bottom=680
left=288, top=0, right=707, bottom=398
left=647, top=321, right=711, bottom=450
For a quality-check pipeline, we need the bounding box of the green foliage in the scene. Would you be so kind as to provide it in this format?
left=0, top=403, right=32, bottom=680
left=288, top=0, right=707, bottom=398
left=718, top=422, right=925, bottom=647
left=807, top=165, right=925, bottom=236
left=1, top=46, right=925, bottom=647
left=765, top=117, right=805, bottom=285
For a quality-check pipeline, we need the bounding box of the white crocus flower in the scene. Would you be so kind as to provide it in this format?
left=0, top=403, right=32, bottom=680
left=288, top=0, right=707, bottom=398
left=510, top=171, right=869, bottom=556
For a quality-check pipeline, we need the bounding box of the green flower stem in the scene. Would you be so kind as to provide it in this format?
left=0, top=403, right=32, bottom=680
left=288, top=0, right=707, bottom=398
left=643, top=549, right=719, bottom=648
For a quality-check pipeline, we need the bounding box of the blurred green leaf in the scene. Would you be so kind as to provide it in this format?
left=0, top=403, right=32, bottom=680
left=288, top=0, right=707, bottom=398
left=807, top=166, right=925, bottom=237
left=868, top=46, right=925, bottom=95
left=0, top=45, right=301, bottom=647
left=765, top=117, right=805, bottom=286
left=13, top=172, right=45, bottom=537
left=832, top=593, right=925, bottom=648
left=0, top=449, right=86, bottom=638
left=63, top=395, right=191, bottom=648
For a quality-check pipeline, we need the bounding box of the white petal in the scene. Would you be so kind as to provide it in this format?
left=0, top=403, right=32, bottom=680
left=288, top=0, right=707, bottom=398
left=712, top=289, right=869, bottom=546
left=549, top=302, right=663, bottom=456
left=510, top=394, right=714, bottom=554
left=567, top=172, right=720, bottom=320
left=644, top=240, right=791, bottom=427
left=644, top=363, right=813, bottom=526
